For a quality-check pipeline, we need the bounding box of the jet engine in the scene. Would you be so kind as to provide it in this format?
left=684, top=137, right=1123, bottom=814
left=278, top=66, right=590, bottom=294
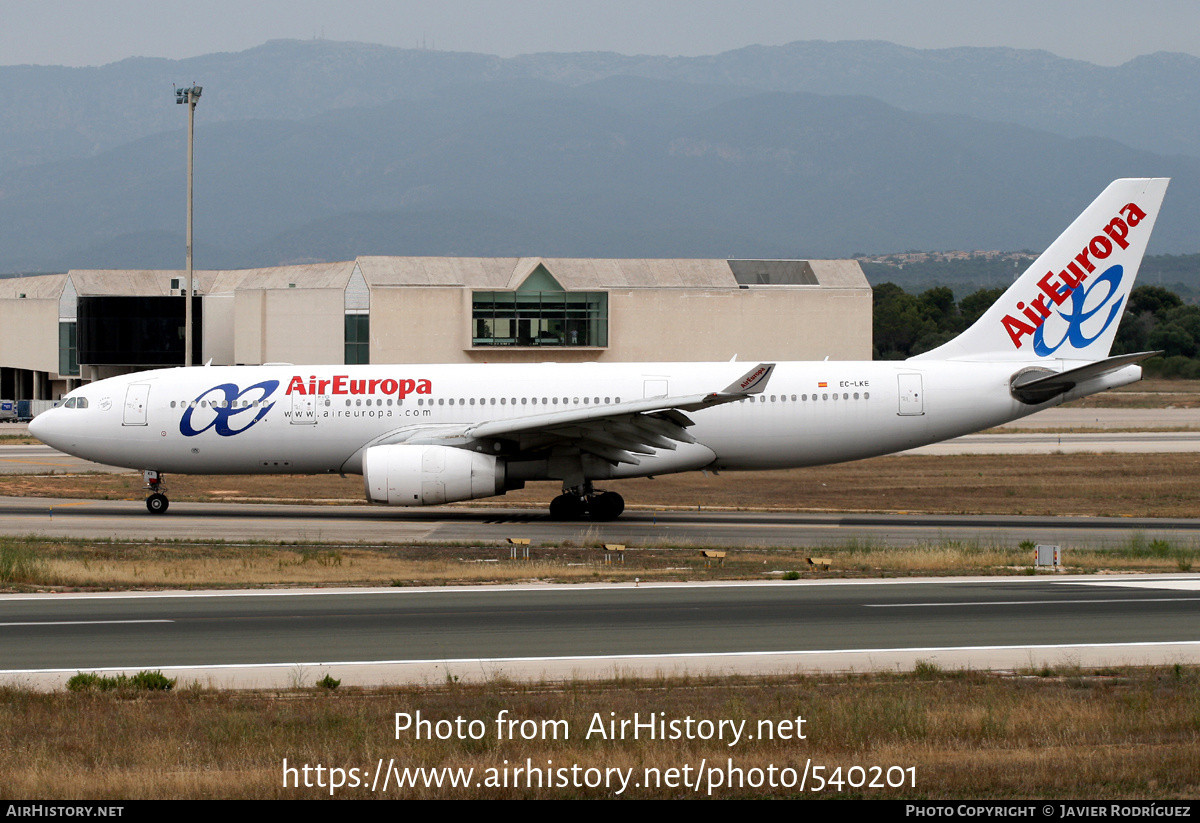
left=363, top=444, right=507, bottom=506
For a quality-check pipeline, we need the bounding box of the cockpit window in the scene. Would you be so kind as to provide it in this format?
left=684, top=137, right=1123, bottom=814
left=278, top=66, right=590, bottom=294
left=62, top=397, right=88, bottom=409
left=64, top=398, right=76, bottom=408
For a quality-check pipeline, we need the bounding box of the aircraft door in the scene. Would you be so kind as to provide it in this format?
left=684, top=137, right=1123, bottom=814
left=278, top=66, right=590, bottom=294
left=897, top=374, right=924, bottom=416
left=123, top=384, right=150, bottom=426
left=290, top=393, right=318, bottom=425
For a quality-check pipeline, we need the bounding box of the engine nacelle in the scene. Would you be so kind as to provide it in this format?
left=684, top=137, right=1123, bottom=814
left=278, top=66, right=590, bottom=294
left=363, top=444, right=506, bottom=506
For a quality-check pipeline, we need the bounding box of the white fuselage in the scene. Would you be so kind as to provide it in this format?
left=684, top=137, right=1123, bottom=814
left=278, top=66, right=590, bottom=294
left=30, top=358, right=1137, bottom=483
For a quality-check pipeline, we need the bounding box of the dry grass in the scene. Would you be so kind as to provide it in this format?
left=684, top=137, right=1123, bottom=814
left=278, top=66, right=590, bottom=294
left=2, top=666, right=1198, bottom=799
left=2, top=533, right=1195, bottom=592
left=5, top=452, right=1200, bottom=518
left=1067, top=379, right=1200, bottom=408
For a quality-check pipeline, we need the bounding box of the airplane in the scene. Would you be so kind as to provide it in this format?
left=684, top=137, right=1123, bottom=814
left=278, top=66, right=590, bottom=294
left=30, top=178, right=1169, bottom=520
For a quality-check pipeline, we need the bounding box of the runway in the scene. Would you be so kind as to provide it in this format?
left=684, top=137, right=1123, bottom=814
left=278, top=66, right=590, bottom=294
left=1, top=495, right=1198, bottom=547
left=903, top=431, right=1200, bottom=455
left=0, top=444, right=128, bottom=475
left=3, top=576, right=1198, bottom=688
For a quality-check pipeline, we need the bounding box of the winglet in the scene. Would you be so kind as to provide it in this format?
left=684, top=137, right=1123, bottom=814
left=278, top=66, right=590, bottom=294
left=722, top=363, right=775, bottom=395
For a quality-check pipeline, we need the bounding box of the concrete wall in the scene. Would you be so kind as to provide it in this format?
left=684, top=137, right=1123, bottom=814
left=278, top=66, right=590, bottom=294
left=370, top=287, right=467, bottom=364
left=0, top=299, right=58, bottom=374
left=605, top=287, right=872, bottom=362
left=369, top=285, right=871, bottom=365
left=233, top=288, right=343, bottom=365
left=202, top=292, right=235, bottom=366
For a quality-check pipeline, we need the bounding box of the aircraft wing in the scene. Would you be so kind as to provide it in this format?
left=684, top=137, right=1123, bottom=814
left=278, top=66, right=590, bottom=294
left=370, top=363, right=774, bottom=466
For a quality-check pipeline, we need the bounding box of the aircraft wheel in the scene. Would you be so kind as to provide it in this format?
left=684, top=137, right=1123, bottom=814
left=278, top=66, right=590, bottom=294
left=549, top=494, right=585, bottom=520
left=589, top=492, right=625, bottom=521
left=146, top=493, right=169, bottom=515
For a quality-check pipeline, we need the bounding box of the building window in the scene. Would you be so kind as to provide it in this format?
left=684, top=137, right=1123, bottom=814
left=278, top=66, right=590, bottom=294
left=472, top=290, right=607, bottom=347
left=345, top=313, right=369, bottom=364
left=58, top=321, right=78, bottom=376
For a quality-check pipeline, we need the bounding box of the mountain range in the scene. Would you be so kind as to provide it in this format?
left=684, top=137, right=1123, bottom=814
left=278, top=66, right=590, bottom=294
left=1, top=39, right=1196, bottom=274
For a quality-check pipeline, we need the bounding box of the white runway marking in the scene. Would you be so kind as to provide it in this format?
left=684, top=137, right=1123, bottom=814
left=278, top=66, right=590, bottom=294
left=5, top=640, right=1200, bottom=674
left=867, top=597, right=1200, bottom=607
left=1065, top=579, right=1200, bottom=592
left=0, top=619, right=172, bottom=627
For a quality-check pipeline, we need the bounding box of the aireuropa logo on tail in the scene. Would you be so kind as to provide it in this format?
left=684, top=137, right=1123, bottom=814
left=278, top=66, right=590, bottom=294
left=1002, top=201, right=1147, bottom=350
left=180, top=380, right=279, bottom=437
left=739, top=366, right=768, bottom=390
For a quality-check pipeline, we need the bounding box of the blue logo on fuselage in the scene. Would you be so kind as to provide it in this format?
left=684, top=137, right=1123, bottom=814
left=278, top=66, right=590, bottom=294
left=1032, top=265, right=1125, bottom=357
left=179, top=380, right=279, bottom=437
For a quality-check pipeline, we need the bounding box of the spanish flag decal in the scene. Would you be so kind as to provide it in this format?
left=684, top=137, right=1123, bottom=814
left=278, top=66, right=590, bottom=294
left=817, top=382, right=827, bottom=388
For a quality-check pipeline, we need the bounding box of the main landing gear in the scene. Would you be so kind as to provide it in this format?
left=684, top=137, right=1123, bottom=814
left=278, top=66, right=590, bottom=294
left=549, top=482, right=625, bottom=521
left=143, top=470, right=169, bottom=514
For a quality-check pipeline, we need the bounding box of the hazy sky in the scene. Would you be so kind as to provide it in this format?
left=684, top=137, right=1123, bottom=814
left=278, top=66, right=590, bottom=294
left=2, top=0, right=1198, bottom=67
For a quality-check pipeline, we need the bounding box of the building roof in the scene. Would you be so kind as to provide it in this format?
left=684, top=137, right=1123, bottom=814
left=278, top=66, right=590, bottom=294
left=0, top=273, right=66, bottom=299
left=355, top=256, right=867, bottom=290
left=206, top=261, right=357, bottom=293
left=0, top=256, right=868, bottom=300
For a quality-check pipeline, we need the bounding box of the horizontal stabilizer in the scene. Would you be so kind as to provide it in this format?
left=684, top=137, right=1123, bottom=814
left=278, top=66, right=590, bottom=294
left=1010, top=351, right=1158, bottom=404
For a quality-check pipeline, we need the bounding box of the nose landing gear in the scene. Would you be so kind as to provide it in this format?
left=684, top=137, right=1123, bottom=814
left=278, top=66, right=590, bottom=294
left=143, top=470, right=169, bottom=514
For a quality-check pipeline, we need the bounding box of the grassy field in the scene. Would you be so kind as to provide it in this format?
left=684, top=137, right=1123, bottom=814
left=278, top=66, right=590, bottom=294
left=2, top=666, right=1198, bottom=799
left=0, top=530, right=1194, bottom=591
left=1066, top=380, right=1200, bottom=408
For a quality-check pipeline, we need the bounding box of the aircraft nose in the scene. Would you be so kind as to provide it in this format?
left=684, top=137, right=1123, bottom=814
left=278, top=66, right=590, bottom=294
left=28, top=409, right=58, bottom=446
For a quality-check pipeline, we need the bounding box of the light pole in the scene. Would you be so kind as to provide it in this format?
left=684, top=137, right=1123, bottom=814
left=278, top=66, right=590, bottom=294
left=175, top=84, right=201, bottom=367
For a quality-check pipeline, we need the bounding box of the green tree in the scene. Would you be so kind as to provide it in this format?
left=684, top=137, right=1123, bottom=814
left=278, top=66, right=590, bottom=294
left=873, top=283, right=936, bottom=359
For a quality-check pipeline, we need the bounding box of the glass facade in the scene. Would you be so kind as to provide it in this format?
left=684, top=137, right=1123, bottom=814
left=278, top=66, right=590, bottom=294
left=58, top=321, right=78, bottom=376
left=77, top=296, right=201, bottom=366
left=345, top=313, right=369, bottom=364
left=472, top=291, right=608, bottom=347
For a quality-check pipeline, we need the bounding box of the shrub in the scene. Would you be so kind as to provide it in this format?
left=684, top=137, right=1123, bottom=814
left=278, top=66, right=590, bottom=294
left=66, top=670, right=175, bottom=692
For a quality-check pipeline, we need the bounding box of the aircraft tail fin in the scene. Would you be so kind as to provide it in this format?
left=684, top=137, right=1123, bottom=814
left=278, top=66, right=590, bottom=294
left=912, top=178, right=1169, bottom=363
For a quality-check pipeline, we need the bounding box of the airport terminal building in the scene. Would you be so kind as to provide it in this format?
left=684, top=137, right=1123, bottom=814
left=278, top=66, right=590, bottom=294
left=0, top=256, right=871, bottom=402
